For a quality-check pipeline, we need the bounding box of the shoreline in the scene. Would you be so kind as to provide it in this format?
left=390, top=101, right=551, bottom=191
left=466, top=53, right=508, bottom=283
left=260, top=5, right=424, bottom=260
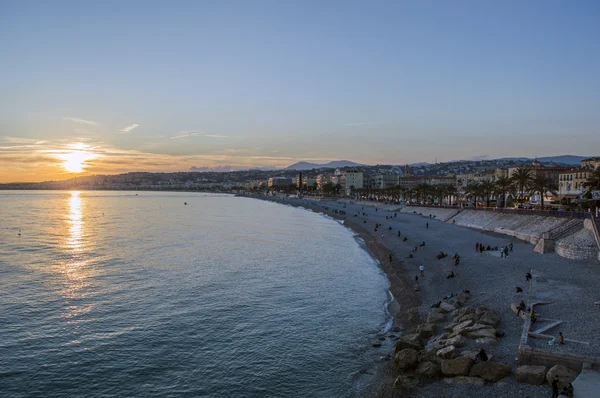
left=242, top=194, right=424, bottom=396
left=240, top=194, right=600, bottom=397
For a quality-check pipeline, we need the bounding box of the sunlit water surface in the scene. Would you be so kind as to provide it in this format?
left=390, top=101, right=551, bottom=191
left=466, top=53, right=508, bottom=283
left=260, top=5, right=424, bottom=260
left=0, top=191, right=390, bottom=397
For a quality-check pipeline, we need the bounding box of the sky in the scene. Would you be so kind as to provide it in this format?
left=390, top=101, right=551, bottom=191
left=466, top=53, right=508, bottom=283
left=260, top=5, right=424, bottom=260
left=1, top=0, right=599, bottom=182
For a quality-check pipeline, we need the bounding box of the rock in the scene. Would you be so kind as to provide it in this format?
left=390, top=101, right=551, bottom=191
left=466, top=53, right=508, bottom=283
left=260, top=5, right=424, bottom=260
left=441, top=357, right=474, bottom=376
left=417, top=323, right=437, bottom=339
left=546, top=365, right=579, bottom=389
left=443, top=376, right=485, bottom=386
left=515, top=365, right=547, bottom=385
left=495, top=330, right=505, bottom=338
left=417, top=348, right=440, bottom=364
left=395, top=348, right=418, bottom=371
left=454, top=307, right=475, bottom=321
left=437, top=301, right=456, bottom=314
left=475, top=306, right=491, bottom=316
left=460, top=350, right=479, bottom=361
left=416, top=361, right=441, bottom=378
left=466, top=328, right=497, bottom=340
left=452, top=320, right=474, bottom=333
left=445, top=335, right=466, bottom=348
left=394, top=374, right=419, bottom=389
left=469, top=362, right=511, bottom=382
left=475, top=337, right=497, bottom=346
left=463, top=323, right=492, bottom=333
left=444, top=323, right=457, bottom=332
left=436, top=345, right=456, bottom=359
left=372, top=342, right=382, bottom=347
left=478, top=311, right=501, bottom=327
left=427, top=311, right=446, bottom=324
left=394, top=333, right=424, bottom=353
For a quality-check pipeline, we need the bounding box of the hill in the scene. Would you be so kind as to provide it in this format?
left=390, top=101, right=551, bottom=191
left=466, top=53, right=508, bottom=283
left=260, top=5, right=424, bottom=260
left=284, top=160, right=363, bottom=171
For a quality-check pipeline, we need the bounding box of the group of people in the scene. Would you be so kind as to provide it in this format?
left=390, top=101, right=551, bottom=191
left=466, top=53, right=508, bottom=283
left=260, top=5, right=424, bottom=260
left=475, top=241, right=513, bottom=256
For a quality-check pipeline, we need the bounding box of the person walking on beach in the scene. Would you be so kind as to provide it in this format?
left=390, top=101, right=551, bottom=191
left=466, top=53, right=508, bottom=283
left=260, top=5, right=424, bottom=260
left=419, top=264, right=424, bottom=276
left=475, top=243, right=479, bottom=251
left=509, top=242, right=513, bottom=252
left=426, top=222, right=429, bottom=229
left=389, top=254, right=393, bottom=263
left=558, top=331, right=564, bottom=345
left=501, top=247, right=505, bottom=257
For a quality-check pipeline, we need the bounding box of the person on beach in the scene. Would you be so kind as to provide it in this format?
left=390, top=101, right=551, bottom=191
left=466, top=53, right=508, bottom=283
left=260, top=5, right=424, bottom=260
left=403, top=237, right=408, bottom=242
left=407, top=253, right=413, bottom=258
left=446, top=270, right=455, bottom=279
left=398, top=231, right=401, bottom=237
left=415, top=275, right=419, bottom=282
left=389, top=254, right=392, bottom=263
left=475, top=243, right=479, bottom=251
left=517, top=300, right=526, bottom=317
left=501, top=247, right=505, bottom=257
left=431, top=300, right=441, bottom=308
left=420, top=241, right=425, bottom=247
left=530, top=310, right=537, bottom=323
left=552, top=375, right=560, bottom=398
left=475, top=348, right=488, bottom=363
left=558, top=331, right=564, bottom=345
left=426, top=222, right=429, bottom=229
left=560, top=383, right=574, bottom=397
left=419, top=264, right=424, bottom=276
left=414, top=282, right=420, bottom=291
left=504, top=246, right=509, bottom=257
left=454, top=256, right=460, bottom=266
left=526, top=272, right=532, bottom=282
left=509, top=242, right=513, bottom=252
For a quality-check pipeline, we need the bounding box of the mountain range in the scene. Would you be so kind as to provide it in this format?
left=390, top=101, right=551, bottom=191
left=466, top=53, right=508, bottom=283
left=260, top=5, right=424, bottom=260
left=283, top=160, right=363, bottom=170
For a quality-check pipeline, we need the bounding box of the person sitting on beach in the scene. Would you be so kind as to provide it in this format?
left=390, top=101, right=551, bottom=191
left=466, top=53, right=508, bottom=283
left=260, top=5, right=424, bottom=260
left=454, top=256, right=460, bottom=266
left=403, top=237, right=408, bottom=242
left=560, top=383, right=574, bottom=397
left=486, top=245, right=491, bottom=250
left=407, top=253, right=414, bottom=258
left=475, top=348, right=488, bottom=363
left=517, top=300, right=526, bottom=316
left=526, top=272, right=532, bottom=282
left=530, top=310, right=537, bottom=323
left=388, top=226, right=392, bottom=230
left=515, top=286, right=523, bottom=293
left=420, top=241, right=425, bottom=247
left=414, top=282, right=420, bottom=292
left=413, top=246, right=418, bottom=252
left=431, top=300, right=442, bottom=308
left=446, top=271, right=455, bottom=279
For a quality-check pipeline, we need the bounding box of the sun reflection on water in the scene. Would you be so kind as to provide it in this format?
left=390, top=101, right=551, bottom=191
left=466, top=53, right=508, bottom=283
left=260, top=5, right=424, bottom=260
left=67, top=191, right=83, bottom=250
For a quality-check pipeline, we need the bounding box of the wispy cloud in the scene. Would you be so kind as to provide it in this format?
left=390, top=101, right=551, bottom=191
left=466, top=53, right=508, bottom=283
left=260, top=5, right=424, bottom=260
left=63, top=117, right=99, bottom=126
left=170, top=131, right=228, bottom=139
left=120, top=124, right=139, bottom=133
left=2, top=136, right=47, bottom=145
left=344, top=122, right=377, bottom=126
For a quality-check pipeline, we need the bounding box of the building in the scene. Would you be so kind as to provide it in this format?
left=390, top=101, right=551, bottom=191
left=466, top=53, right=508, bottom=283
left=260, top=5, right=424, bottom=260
left=582, top=157, right=600, bottom=170
left=316, top=173, right=333, bottom=188
left=268, top=177, right=293, bottom=188
left=341, top=171, right=364, bottom=190
left=372, top=173, right=400, bottom=190
left=558, top=168, right=593, bottom=203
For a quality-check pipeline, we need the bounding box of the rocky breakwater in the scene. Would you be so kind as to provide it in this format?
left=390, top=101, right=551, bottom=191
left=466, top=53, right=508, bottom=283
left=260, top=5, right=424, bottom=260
left=392, top=292, right=513, bottom=390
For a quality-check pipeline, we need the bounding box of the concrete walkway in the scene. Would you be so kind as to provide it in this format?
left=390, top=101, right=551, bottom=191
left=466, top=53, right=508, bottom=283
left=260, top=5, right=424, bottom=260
left=573, top=367, right=600, bottom=397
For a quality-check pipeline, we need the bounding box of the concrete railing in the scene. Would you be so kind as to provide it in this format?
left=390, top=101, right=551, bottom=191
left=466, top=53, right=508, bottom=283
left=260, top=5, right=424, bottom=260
left=590, top=215, right=600, bottom=250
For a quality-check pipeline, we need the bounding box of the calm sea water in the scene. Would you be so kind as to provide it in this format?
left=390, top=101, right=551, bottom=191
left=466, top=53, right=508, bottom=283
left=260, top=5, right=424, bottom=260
left=0, top=191, right=390, bottom=398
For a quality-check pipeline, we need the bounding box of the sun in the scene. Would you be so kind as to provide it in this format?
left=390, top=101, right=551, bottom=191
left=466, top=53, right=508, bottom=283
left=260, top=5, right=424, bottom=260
left=58, top=143, right=97, bottom=173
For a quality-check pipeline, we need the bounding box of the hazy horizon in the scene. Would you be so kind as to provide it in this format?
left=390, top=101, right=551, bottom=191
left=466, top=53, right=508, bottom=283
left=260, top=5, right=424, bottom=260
left=1, top=1, right=599, bottom=182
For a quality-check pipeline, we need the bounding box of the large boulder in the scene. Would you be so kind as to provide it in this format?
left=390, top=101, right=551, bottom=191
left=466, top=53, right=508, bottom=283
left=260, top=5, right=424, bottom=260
left=417, top=348, right=440, bottom=364
left=515, top=365, right=547, bottom=385
left=469, top=362, right=511, bottom=382
left=441, top=357, right=474, bottom=376
left=416, top=361, right=441, bottom=378
left=427, top=311, right=446, bottom=324
left=417, top=323, right=437, bottom=339
left=546, top=365, right=579, bottom=389
left=394, top=333, right=424, bottom=353
left=478, top=311, right=501, bottom=327
left=443, top=376, right=485, bottom=386
left=438, top=301, right=456, bottom=314
left=436, top=345, right=456, bottom=359
left=395, top=348, right=418, bottom=371
left=445, top=335, right=466, bottom=348
left=453, top=320, right=474, bottom=333
left=394, top=374, right=419, bottom=389
left=466, top=328, right=497, bottom=340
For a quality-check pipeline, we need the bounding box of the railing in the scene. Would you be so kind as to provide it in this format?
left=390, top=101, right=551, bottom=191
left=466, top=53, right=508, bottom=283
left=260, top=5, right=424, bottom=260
left=590, top=215, right=600, bottom=250
left=405, top=203, right=592, bottom=219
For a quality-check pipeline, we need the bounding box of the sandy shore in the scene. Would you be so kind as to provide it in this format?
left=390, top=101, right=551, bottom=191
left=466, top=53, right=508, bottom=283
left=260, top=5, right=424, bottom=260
left=242, top=194, right=599, bottom=397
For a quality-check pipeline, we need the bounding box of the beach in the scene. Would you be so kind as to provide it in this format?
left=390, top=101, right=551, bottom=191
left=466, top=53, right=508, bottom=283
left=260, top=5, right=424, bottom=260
left=249, top=194, right=600, bottom=397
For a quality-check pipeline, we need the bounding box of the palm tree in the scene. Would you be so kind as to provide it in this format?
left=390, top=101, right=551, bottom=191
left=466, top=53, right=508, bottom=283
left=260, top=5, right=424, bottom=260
left=583, top=168, right=600, bottom=191
left=494, top=176, right=514, bottom=208
left=510, top=167, right=534, bottom=204
left=480, top=181, right=495, bottom=207
left=465, top=182, right=482, bottom=207
left=529, top=175, right=558, bottom=210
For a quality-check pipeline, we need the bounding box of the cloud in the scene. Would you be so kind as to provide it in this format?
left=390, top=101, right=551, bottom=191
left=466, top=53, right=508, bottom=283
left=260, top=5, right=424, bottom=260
left=344, top=122, right=377, bottom=126
left=63, top=117, right=99, bottom=126
left=2, top=136, right=47, bottom=145
left=170, top=131, right=228, bottom=139
left=120, top=124, right=139, bottom=133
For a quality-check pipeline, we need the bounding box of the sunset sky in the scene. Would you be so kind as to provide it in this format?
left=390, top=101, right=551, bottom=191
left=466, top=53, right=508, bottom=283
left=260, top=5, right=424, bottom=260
left=1, top=1, right=599, bottom=182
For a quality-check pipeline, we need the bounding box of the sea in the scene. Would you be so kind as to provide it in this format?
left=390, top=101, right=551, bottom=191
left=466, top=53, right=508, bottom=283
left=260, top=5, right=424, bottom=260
left=0, top=191, right=391, bottom=398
